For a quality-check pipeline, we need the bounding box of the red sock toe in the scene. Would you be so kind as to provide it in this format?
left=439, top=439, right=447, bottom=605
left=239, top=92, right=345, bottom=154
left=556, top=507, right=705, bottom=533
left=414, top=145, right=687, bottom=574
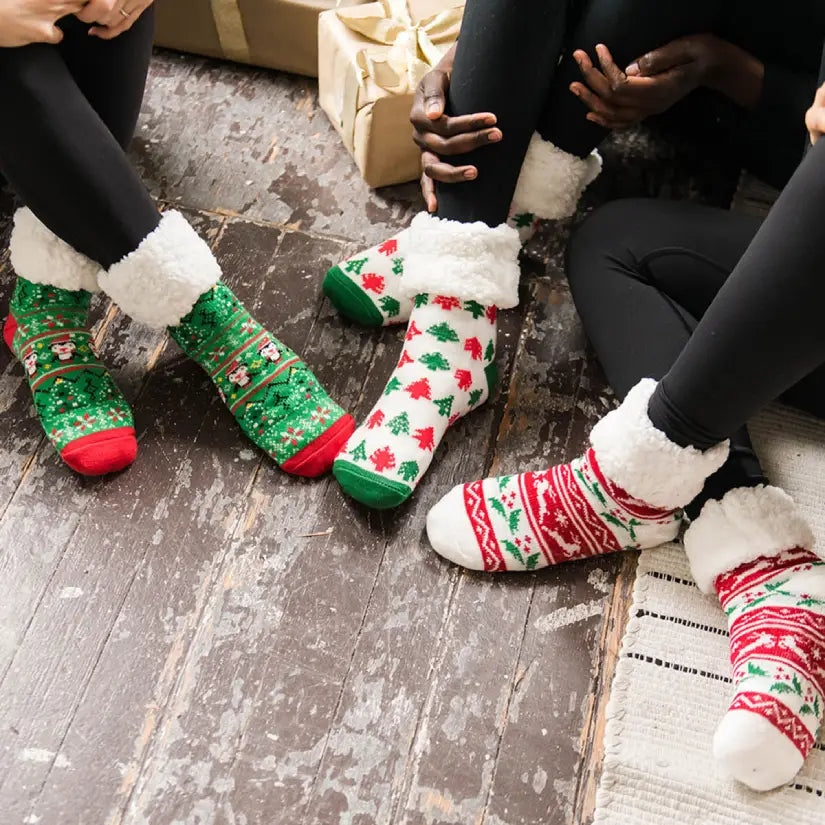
left=60, top=426, right=138, bottom=476
left=280, top=414, right=355, bottom=478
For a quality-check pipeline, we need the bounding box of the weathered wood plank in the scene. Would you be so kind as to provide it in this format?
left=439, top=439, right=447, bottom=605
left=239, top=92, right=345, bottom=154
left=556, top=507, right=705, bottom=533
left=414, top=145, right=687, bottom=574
left=138, top=51, right=421, bottom=246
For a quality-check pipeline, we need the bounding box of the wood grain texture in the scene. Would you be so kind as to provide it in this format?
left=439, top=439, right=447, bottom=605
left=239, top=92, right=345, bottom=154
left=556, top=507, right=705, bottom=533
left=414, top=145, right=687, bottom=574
left=0, top=50, right=743, bottom=825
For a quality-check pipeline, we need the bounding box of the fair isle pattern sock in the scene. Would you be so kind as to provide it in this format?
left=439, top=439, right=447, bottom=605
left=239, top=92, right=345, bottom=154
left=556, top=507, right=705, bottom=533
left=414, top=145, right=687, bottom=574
left=5, top=277, right=137, bottom=475
left=323, top=207, right=539, bottom=329
left=426, top=447, right=682, bottom=571
left=169, top=281, right=354, bottom=477
left=713, top=549, right=825, bottom=790
left=332, top=295, right=498, bottom=508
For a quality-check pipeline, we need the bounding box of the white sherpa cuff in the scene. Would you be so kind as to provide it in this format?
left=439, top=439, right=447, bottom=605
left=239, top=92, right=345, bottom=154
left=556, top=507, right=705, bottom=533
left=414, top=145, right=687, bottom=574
left=400, top=212, right=521, bottom=308
left=98, top=210, right=221, bottom=328
left=589, top=378, right=729, bottom=511
left=511, top=134, right=602, bottom=221
left=9, top=208, right=101, bottom=293
left=684, top=485, right=817, bottom=594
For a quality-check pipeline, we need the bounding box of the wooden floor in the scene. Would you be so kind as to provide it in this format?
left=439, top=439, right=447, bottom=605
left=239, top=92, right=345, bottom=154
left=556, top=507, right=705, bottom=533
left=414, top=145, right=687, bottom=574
left=0, top=52, right=742, bottom=825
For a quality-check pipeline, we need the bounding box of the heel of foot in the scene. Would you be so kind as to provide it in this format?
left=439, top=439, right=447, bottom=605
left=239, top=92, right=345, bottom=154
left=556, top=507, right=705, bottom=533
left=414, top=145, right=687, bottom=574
left=323, top=265, right=385, bottom=327
left=333, top=459, right=412, bottom=509
left=4, top=314, right=17, bottom=353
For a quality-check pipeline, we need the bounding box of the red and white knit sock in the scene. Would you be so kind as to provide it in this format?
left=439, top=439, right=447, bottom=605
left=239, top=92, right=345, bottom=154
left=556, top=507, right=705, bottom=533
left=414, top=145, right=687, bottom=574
left=427, top=379, right=728, bottom=570
left=685, top=486, right=825, bottom=791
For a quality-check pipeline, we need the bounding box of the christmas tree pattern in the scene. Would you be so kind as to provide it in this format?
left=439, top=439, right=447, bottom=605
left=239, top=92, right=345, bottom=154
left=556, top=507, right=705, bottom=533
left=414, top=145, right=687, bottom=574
left=333, top=296, right=499, bottom=507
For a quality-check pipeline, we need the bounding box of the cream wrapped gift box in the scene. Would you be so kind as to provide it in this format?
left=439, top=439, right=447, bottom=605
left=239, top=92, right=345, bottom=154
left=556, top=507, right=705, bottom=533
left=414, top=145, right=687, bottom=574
left=318, top=0, right=463, bottom=188
left=154, top=0, right=369, bottom=78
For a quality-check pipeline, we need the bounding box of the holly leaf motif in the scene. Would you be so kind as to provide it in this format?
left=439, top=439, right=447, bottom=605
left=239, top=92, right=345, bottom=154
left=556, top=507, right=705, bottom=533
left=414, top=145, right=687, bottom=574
left=799, top=703, right=815, bottom=716
left=525, top=553, right=541, bottom=571
left=419, top=352, right=451, bottom=371
left=484, top=340, right=495, bottom=362
left=489, top=498, right=508, bottom=520
left=792, top=675, right=804, bottom=696
left=770, top=682, right=797, bottom=695
left=502, top=539, right=524, bottom=565
left=509, top=509, right=521, bottom=533
left=747, top=662, right=768, bottom=677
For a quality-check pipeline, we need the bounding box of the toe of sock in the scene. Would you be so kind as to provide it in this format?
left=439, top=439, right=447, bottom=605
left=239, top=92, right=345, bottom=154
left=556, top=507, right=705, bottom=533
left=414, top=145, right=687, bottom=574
left=426, top=486, right=487, bottom=570
left=713, top=709, right=805, bottom=791
left=333, top=459, right=412, bottom=509
left=60, top=426, right=138, bottom=476
left=280, top=414, right=356, bottom=478
left=323, top=266, right=385, bottom=327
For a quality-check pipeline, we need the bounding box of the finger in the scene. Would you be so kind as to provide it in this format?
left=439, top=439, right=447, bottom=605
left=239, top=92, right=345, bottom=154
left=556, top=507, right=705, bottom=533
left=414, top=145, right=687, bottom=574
left=569, top=82, right=619, bottom=118
left=410, top=110, right=497, bottom=137
left=420, top=169, right=437, bottom=213
left=422, top=157, right=477, bottom=184
left=573, top=49, right=612, bottom=99
left=805, top=107, right=825, bottom=144
left=586, top=112, right=634, bottom=130
left=38, top=23, right=64, bottom=44
left=413, top=127, right=501, bottom=156
left=629, top=40, right=692, bottom=77
left=89, top=18, right=132, bottom=38
left=418, top=70, right=449, bottom=119
left=595, top=43, right=627, bottom=91
left=75, top=0, right=116, bottom=24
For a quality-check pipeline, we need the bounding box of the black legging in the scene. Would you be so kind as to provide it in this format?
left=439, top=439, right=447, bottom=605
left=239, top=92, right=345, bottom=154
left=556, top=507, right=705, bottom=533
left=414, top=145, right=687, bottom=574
left=437, top=0, right=821, bottom=227
left=567, top=140, right=825, bottom=516
left=0, top=11, right=160, bottom=269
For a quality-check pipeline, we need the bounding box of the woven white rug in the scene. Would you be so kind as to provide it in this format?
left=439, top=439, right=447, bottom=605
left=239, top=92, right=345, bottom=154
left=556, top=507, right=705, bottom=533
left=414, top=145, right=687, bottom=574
left=593, top=404, right=825, bottom=824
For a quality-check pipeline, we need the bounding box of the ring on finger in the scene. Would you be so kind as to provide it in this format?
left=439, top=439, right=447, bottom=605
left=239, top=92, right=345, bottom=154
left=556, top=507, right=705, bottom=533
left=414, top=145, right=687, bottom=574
left=119, top=6, right=132, bottom=18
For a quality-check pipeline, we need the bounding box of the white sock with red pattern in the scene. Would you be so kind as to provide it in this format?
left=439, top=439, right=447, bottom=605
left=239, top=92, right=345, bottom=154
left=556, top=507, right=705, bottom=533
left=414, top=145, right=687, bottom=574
left=426, top=379, right=728, bottom=570
left=685, top=485, right=825, bottom=791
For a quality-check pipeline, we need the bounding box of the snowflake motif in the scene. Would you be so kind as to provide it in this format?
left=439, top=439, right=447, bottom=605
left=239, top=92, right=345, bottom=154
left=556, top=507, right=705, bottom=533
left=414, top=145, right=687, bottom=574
left=210, top=346, right=227, bottom=364
left=240, top=319, right=256, bottom=336
left=50, top=427, right=64, bottom=442
left=280, top=426, right=305, bottom=446
left=311, top=406, right=331, bottom=425
left=73, top=413, right=98, bottom=431
left=107, top=407, right=127, bottom=424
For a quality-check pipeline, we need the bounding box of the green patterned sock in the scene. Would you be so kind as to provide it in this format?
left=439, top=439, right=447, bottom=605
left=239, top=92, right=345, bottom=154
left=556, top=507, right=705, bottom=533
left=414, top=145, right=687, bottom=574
left=5, top=277, right=137, bottom=475
left=169, top=281, right=354, bottom=476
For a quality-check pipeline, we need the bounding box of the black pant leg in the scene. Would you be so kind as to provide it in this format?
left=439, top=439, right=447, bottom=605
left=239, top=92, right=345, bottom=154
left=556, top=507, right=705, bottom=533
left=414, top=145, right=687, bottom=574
left=647, top=139, right=825, bottom=449
left=435, top=0, right=572, bottom=227
left=57, top=9, right=155, bottom=151
left=567, top=198, right=767, bottom=515
left=0, top=22, right=160, bottom=269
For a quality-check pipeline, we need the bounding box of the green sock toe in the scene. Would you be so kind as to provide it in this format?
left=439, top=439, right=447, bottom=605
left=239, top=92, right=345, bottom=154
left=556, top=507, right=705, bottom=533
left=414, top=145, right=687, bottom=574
left=323, top=265, right=385, bottom=327
left=333, top=459, right=413, bottom=509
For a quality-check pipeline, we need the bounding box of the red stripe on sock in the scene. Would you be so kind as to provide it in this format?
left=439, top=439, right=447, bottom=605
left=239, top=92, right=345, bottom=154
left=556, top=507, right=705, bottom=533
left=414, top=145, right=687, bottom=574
left=588, top=448, right=674, bottom=520
left=463, top=480, right=507, bottom=572
left=228, top=356, right=299, bottom=413
left=191, top=309, right=247, bottom=361
left=31, top=362, right=107, bottom=390
left=210, top=329, right=266, bottom=377
left=729, top=691, right=815, bottom=757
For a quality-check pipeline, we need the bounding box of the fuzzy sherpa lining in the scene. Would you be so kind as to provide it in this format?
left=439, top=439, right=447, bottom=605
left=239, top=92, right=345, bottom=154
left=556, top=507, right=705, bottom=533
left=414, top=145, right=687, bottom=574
left=9, top=208, right=101, bottom=293
left=98, top=211, right=221, bottom=328
left=684, top=485, right=817, bottom=593
left=400, top=212, right=521, bottom=308
left=511, top=134, right=602, bottom=221
left=589, top=378, right=729, bottom=510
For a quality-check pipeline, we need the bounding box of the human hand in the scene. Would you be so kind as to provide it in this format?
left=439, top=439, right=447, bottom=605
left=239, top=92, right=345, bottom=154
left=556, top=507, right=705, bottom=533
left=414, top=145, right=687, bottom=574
left=77, top=0, right=153, bottom=39
left=570, top=37, right=721, bottom=130
left=0, top=0, right=85, bottom=47
left=409, top=44, right=502, bottom=212
left=806, top=82, right=825, bottom=145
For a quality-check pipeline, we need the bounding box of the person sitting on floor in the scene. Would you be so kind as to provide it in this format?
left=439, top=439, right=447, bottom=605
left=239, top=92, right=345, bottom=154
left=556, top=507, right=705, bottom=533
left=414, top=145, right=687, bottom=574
left=324, top=0, right=822, bottom=510
left=0, top=0, right=354, bottom=476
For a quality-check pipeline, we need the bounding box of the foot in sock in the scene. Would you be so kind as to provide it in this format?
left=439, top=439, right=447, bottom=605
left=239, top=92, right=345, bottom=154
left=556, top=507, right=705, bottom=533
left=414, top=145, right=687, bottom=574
left=5, top=277, right=137, bottom=475
left=427, top=379, right=728, bottom=570
left=333, top=212, right=522, bottom=508
left=685, top=486, right=825, bottom=791
left=323, top=135, right=601, bottom=329
left=169, top=281, right=354, bottom=476
left=323, top=208, right=540, bottom=329
left=97, top=210, right=354, bottom=478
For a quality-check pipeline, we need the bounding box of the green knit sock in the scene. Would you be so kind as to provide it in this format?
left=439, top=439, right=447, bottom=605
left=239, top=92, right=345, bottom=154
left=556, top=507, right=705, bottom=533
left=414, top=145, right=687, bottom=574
left=6, top=277, right=136, bottom=475
left=169, top=281, right=354, bottom=476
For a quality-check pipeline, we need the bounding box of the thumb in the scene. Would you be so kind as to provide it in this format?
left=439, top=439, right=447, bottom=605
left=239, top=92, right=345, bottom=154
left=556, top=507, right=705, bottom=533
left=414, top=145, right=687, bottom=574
left=627, top=41, right=690, bottom=77
left=419, top=69, right=449, bottom=120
